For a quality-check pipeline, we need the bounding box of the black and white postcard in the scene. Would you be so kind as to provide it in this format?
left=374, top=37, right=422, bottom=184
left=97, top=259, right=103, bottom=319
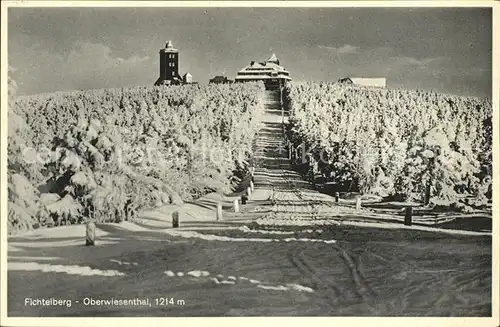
left=1, top=1, right=498, bottom=327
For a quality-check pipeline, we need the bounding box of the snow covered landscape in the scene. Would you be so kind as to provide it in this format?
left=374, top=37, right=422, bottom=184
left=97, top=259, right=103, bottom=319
left=7, top=86, right=492, bottom=317
left=4, top=4, right=495, bottom=322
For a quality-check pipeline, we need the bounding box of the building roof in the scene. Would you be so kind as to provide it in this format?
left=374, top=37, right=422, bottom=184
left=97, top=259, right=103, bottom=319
left=235, top=55, right=291, bottom=81
left=210, top=75, right=229, bottom=82
left=339, top=77, right=386, bottom=87
left=162, top=40, right=178, bottom=52
left=183, top=72, right=192, bottom=77
left=266, top=53, right=279, bottom=64
left=235, top=75, right=292, bottom=80
left=237, top=61, right=289, bottom=74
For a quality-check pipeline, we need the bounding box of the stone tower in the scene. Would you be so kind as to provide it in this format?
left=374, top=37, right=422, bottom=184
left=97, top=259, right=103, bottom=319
left=156, top=40, right=180, bottom=85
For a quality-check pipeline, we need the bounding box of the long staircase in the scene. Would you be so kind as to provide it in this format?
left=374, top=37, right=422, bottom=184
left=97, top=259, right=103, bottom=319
left=249, top=90, right=351, bottom=221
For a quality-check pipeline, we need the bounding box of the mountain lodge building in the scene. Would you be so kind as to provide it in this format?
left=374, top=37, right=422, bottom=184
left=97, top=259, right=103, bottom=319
left=235, top=54, right=292, bottom=90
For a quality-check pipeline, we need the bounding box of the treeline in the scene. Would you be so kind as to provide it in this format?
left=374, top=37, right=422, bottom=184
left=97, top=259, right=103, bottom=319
left=8, top=81, right=265, bottom=233
left=284, top=82, right=492, bottom=210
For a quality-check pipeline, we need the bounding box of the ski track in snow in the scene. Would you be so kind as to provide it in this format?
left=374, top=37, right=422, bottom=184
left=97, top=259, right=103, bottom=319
left=237, top=226, right=323, bottom=235
left=165, top=229, right=336, bottom=244
left=109, top=259, right=139, bottom=266
left=164, top=269, right=314, bottom=293
left=256, top=217, right=343, bottom=227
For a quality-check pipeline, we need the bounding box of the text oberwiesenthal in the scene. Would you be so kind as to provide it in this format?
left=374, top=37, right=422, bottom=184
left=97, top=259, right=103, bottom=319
left=24, top=297, right=152, bottom=307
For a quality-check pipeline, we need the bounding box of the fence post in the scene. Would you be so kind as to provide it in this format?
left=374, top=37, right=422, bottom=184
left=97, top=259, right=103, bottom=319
left=250, top=180, right=254, bottom=192
left=85, top=219, right=96, bottom=246
left=233, top=199, right=240, bottom=213
left=216, top=203, right=223, bottom=221
left=335, top=192, right=339, bottom=203
left=247, top=187, right=252, bottom=198
left=241, top=194, right=248, bottom=205
left=424, top=182, right=431, bottom=206
left=355, top=197, right=362, bottom=211
left=172, top=211, right=179, bottom=228
left=404, top=207, right=413, bottom=226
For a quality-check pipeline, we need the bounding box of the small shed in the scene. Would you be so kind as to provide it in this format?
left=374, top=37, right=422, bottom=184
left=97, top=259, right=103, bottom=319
left=209, top=76, right=232, bottom=84
left=338, top=77, right=386, bottom=88
left=183, top=72, right=193, bottom=84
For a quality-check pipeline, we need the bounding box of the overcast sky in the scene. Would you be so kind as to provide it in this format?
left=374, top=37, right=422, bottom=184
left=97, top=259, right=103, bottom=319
left=8, top=7, right=492, bottom=97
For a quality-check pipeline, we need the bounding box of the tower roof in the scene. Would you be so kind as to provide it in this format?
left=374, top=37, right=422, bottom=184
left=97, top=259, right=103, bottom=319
left=266, top=53, right=279, bottom=63
left=163, top=40, right=178, bottom=52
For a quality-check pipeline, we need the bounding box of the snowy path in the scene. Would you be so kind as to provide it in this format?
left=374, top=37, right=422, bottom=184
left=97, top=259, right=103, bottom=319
left=248, top=91, right=350, bottom=219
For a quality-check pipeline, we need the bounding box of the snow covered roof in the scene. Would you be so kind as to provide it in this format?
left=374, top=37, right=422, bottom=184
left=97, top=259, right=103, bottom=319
left=266, top=53, right=279, bottom=63
left=235, top=75, right=292, bottom=80
left=183, top=72, right=192, bottom=77
left=235, top=54, right=291, bottom=81
left=237, top=61, right=290, bottom=74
